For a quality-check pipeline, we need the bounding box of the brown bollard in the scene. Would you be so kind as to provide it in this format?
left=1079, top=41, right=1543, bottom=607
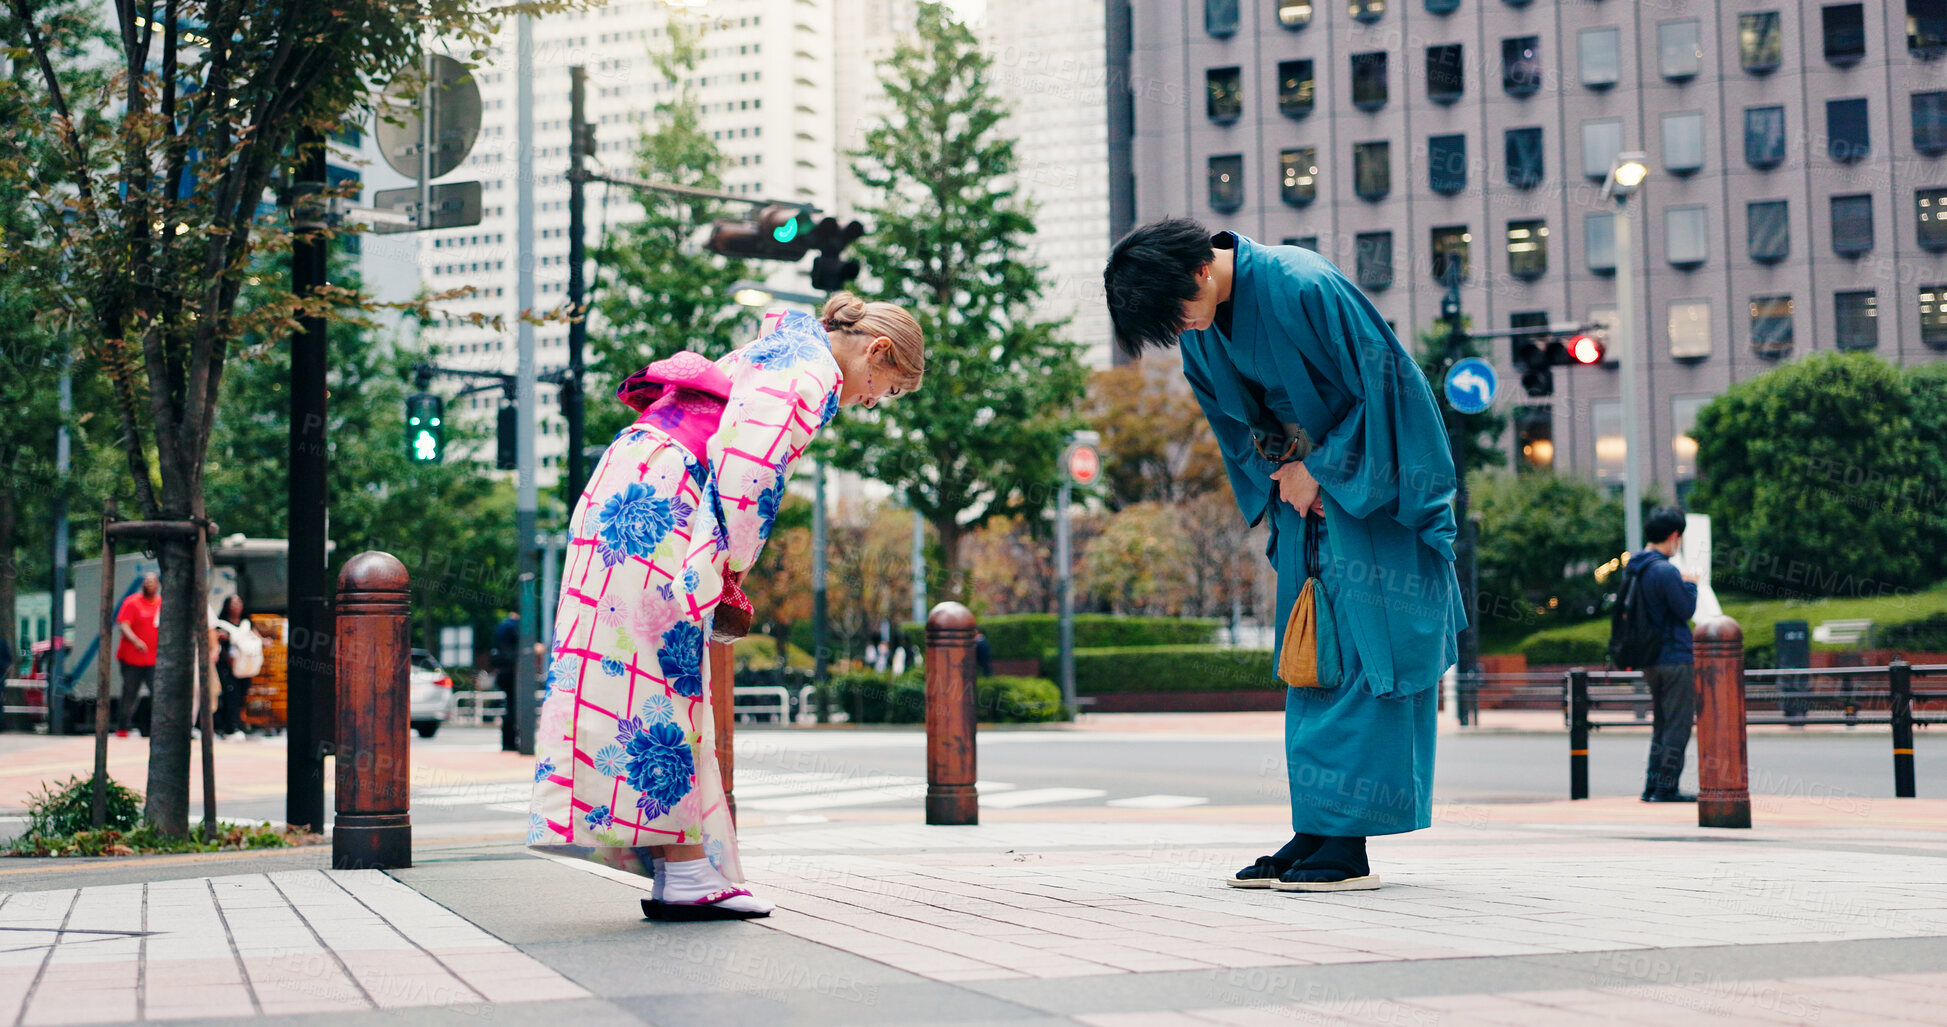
left=925, top=602, right=979, bottom=825
left=333, top=552, right=413, bottom=868
left=709, top=641, right=737, bottom=821
left=1694, top=616, right=1751, bottom=829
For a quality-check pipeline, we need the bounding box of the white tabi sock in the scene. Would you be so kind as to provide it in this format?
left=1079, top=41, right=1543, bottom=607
left=660, top=857, right=773, bottom=914
left=651, top=856, right=665, bottom=902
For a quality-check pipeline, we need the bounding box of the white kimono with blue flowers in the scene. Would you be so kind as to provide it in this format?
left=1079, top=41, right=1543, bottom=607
left=527, top=313, right=842, bottom=883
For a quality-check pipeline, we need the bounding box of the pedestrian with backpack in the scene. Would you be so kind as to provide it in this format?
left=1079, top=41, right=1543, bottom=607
left=1611, top=507, right=1701, bottom=802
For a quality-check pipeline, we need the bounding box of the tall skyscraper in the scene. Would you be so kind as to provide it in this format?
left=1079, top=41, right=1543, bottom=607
left=1118, top=0, right=1947, bottom=497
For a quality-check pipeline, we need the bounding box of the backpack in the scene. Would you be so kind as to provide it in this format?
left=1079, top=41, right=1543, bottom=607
left=1607, top=561, right=1662, bottom=670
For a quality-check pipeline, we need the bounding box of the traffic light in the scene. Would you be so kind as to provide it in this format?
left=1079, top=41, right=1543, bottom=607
left=706, top=204, right=815, bottom=260
left=1513, top=335, right=1552, bottom=397
left=808, top=217, right=864, bottom=293
left=496, top=404, right=517, bottom=470
left=406, top=392, right=444, bottom=463
left=1565, top=332, right=1605, bottom=365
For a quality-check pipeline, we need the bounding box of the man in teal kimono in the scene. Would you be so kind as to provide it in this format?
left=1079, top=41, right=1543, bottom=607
left=1104, top=219, right=1466, bottom=891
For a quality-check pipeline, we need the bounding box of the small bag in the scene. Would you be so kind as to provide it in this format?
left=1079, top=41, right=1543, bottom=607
left=1276, top=513, right=1341, bottom=689
left=222, top=620, right=265, bottom=679
left=712, top=572, right=755, bottom=644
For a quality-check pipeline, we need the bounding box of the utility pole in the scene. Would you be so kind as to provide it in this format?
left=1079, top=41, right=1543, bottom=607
left=1440, top=272, right=1480, bottom=724
left=812, top=461, right=829, bottom=685
left=565, top=66, right=590, bottom=505
left=287, top=129, right=331, bottom=832
left=47, top=357, right=71, bottom=735
left=512, top=13, right=539, bottom=756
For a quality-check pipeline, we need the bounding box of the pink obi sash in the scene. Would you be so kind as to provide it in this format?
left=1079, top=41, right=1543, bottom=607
left=617, top=351, right=733, bottom=459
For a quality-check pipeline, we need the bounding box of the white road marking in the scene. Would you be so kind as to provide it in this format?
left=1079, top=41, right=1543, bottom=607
left=977, top=787, right=1108, bottom=809
left=1107, top=794, right=1210, bottom=809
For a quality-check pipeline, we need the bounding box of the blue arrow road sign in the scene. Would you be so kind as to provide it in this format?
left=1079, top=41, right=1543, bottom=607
left=1444, top=357, right=1497, bottom=414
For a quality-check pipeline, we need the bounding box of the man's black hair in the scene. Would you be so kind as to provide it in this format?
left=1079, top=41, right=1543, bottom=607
left=1645, top=506, right=1687, bottom=545
left=1104, top=216, right=1214, bottom=359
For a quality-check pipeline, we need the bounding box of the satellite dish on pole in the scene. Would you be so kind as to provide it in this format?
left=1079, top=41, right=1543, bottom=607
left=375, top=54, right=482, bottom=180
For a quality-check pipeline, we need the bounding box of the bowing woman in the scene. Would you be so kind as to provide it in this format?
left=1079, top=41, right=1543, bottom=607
left=1104, top=219, right=1466, bottom=892
left=527, top=293, right=924, bottom=919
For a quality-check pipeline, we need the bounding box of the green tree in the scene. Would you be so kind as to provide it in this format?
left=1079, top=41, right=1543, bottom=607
left=205, top=262, right=518, bottom=647
left=2, top=0, right=576, bottom=834
left=587, top=21, right=752, bottom=448
left=1690, top=353, right=1944, bottom=597
left=829, top=1, right=1087, bottom=598
left=1469, top=469, right=1624, bottom=645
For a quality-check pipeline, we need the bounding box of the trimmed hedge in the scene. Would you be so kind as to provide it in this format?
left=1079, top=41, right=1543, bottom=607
left=826, top=672, right=1067, bottom=723
left=899, top=614, right=1221, bottom=661
left=1055, top=645, right=1279, bottom=695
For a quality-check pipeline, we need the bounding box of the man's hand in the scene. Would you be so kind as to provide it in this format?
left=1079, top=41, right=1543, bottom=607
left=1680, top=571, right=1700, bottom=584
left=1269, top=461, right=1324, bottom=515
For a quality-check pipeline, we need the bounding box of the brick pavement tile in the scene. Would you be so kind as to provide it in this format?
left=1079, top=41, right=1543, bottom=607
left=1073, top=1012, right=1225, bottom=1027
left=1040, top=944, right=1216, bottom=973
left=20, top=988, right=139, bottom=1027
left=141, top=984, right=257, bottom=1022
left=925, top=968, right=1031, bottom=982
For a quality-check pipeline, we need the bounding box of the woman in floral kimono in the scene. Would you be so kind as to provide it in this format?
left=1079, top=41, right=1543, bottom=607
left=528, top=293, right=925, bottom=920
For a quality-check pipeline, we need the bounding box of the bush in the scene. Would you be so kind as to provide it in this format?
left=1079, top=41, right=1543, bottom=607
left=897, top=614, right=1221, bottom=661
left=1055, top=645, right=1278, bottom=694
left=826, top=672, right=1067, bottom=723
left=20, top=774, right=142, bottom=838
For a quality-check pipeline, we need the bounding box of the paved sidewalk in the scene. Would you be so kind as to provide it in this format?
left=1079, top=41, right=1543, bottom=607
left=2, top=796, right=1943, bottom=1025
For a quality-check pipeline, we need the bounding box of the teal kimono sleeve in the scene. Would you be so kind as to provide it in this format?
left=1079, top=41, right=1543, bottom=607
left=1180, top=331, right=1284, bottom=528
left=1281, top=273, right=1459, bottom=561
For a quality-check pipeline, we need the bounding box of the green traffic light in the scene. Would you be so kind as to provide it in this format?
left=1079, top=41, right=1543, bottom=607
left=772, top=217, right=799, bottom=243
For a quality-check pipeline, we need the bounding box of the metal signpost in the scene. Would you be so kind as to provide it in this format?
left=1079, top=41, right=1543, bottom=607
left=1056, top=431, right=1100, bottom=718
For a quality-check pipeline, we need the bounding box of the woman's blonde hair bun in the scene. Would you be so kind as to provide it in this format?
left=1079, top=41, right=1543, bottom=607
left=819, top=291, right=925, bottom=392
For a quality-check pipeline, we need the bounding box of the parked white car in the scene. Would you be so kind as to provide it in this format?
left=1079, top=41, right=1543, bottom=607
left=409, top=649, right=457, bottom=738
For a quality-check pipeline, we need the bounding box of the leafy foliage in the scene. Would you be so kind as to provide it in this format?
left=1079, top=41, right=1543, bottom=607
left=4, top=773, right=307, bottom=856
left=827, top=0, right=1087, bottom=597
left=1085, top=362, right=1224, bottom=511
left=1412, top=319, right=1508, bottom=471
left=1689, top=353, right=1947, bottom=596
left=1468, top=469, right=1625, bottom=646
left=1062, top=645, right=1278, bottom=694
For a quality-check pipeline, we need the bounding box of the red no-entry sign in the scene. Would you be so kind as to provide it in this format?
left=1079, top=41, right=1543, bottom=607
left=1067, top=444, right=1100, bottom=485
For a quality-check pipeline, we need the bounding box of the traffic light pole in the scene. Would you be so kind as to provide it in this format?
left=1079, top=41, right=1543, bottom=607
left=513, top=12, right=539, bottom=757
left=565, top=67, right=589, bottom=507
left=1439, top=277, right=1479, bottom=724
left=287, top=129, right=332, bottom=832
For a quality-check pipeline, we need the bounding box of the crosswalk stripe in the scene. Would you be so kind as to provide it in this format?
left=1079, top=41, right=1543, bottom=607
left=1106, top=794, right=1210, bottom=809
left=977, top=787, right=1108, bottom=809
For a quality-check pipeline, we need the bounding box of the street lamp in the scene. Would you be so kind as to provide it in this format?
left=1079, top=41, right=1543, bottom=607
left=732, top=286, right=773, bottom=307
left=1604, top=151, right=1651, bottom=553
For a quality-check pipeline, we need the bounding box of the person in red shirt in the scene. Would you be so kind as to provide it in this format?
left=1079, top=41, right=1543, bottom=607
left=114, top=572, right=161, bottom=736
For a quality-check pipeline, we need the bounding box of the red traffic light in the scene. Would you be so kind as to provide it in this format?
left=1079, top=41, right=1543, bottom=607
left=1567, top=333, right=1605, bottom=365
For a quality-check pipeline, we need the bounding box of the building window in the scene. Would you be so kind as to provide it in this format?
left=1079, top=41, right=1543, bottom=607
left=1586, top=211, right=1617, bottom=273
left=1280, top=148, right=1318, bottom=206
left=1355, top=231, right=1393, bottom=290
left=1659, top=20, right=1703, bottom=80
left=1669, top=299, right=1712, bottom=359
left=1279, top=60, right=1316, bottom=118
left=1350, top=0, right=1384, bottom=23
left=1207, top=0, right=1239, bottom=37
left=1426, top=0, right=1458, bottom=14
left=1740, top=12, right=1783, bottom=73
left=1517, top=406, right=1554, bottom=473
left=1277, top=0, right=1314, bottom=28
left=1506, top=127, right=1544, bottom=189
left=1745, top=106, right=1787, bottom=169
left=1208, top=154, right=1243, bottom=211
left=1507, top=219, right=1548, bottom=279
left=1354, top=141, right=1391, bottom=200
left=1824, top=4, right=1866, bottom=64
left=1925, top=285, right=1947, bottom=348
left=1828, top=98, right=1870, bottom=162
left=1580, top=26, right=1621, bottom=89
left=1427, top=44, right=1464, bottom=103
left=1913, top=0, right=1947, bottom=56
left=1429, top=133, right=1467, bottom=195
left=1835, top=290, right=1879, bottom=350
left=1666, top=206, right=1709, bottom=268
left=1207, top=67, right=1242, bottom=124
left=1352, top=52, right=1388, bottom=110
left=1750, top=296, right=1794, bottom=358
left=1285, top=235, right=1320, bottom=250
left=1920, top=188, right=1947, bottom=251
left=1594, top=399, right=1625, bottom=491
left=1916, top=92, right=1947, bottom=153
left=1832, top=193, right=1875, bottom=256
left=1431, top=225, right=1470, bottom=283
left=1582, top=118, right=1622, bottom=179
left=1748, top=200, right=1790, bottom=264
left=1503, top=36, right=1542, bottom=97
left=1672, top=395, right=1708, bottom=498
left=1663, top=112, right=1705, bottom=174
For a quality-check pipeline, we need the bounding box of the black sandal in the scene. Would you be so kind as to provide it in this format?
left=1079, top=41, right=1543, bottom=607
left=1273, top=858, right=1380, bottom=892
left=1224, top=855, right=1296, bottom=889
left=640, top=898, right=664, bottom=920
